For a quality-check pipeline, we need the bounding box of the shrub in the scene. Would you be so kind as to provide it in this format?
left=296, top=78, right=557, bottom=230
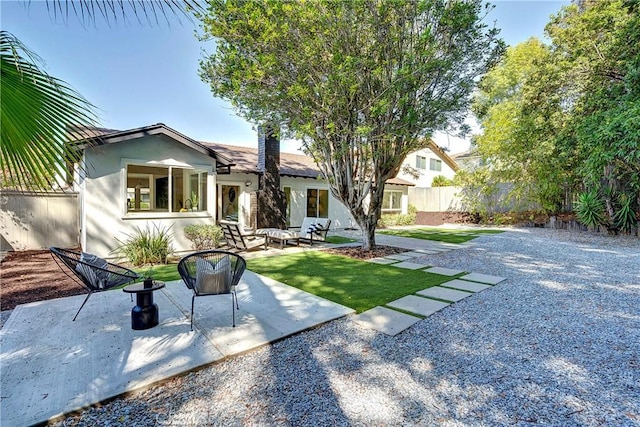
left=575, top=190, right=606, bottom=230
left=431, top=175, right=454, bottom=187
left=613, top=193, right=638, bottom=233
left=113, top=223, right=174, bottom=266
left=184, top=224, right=223, bottom=250
left=378, top=204, right=417, bottom=227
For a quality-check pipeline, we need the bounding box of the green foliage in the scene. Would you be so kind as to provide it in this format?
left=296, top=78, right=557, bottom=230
left=113, top=223, right=175, bottom=266
left=431, top=175, right=454, bottom=187
left=472, top=0, right=639, bottom=229
left=198, top=0, right=504, bottom=249
left=183, top=224, right=223, bottom=250
left=613, top=193, right=638, bottom=234
left=0, top=31, right=97, bottom=190
left=378, top=204, right=417, bottom=227
left=575, top=191, right=607, bottom=230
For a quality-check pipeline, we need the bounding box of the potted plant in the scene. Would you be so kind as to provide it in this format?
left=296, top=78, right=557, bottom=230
left=143, top=268, right=154, bottom=288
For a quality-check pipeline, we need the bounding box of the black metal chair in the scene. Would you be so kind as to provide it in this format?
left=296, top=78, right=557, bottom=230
left=50, top=247, right=141, bottom=320
left=177, top=250, right=247, bottom=331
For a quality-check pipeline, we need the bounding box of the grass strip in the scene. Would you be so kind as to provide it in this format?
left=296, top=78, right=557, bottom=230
left=246, top=251, right=453, bottom=313
left=378, top=227, right=504, bottom=244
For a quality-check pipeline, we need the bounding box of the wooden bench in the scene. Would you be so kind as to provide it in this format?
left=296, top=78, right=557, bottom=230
left=219, top=220, right=267, bottom=252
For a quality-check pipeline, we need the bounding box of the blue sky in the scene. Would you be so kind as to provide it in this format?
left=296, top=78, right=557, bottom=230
left=2, top=0, right=569, bottom=153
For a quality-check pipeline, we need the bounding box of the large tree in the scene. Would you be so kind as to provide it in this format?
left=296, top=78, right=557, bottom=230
left=198, top=0, right=503, bottom=250
left=472, top=0, right=638, bottom=230
left=1, top=1, right=202, bottom=191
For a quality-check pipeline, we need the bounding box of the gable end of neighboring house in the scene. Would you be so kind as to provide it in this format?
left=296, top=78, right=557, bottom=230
left=397, top=139, right=459, bottom=187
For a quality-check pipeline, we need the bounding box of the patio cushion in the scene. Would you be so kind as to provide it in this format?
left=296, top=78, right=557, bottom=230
left=195, top=255, right=232, bottom=294
left=75, top=253, right=109, bottom=289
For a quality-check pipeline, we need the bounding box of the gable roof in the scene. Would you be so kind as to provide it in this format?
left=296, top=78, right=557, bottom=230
left=71, top=123, right=414, bottom=185
left=202, top=142, right=415, bottom=186
left=70, top=123, right=235, bottom=173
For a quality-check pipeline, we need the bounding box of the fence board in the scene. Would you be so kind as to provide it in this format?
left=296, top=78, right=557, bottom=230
left=1, top=191, right=78, bottom=252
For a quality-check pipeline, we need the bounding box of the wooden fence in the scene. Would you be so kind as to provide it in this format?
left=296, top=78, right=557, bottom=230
left=1, top=190, right=79, bottom=252
left=408, top=187, right=464, bottom=212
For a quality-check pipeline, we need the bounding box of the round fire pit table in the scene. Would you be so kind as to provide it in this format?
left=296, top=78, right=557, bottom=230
left=123, top=281, right=165, bottom=330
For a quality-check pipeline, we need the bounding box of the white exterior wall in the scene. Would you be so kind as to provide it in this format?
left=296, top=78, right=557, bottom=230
left=397, top=148, right=456, bottom=187
left=80, top=134, right=217, bottom=258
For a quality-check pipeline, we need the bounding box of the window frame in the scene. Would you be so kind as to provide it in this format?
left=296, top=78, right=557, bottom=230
left=121, top=159, right=212, bottom=218
left=306, top=187, right=329, bottom=218
left=429, top=158, right=442, bottom=172
left=382, top=190, right=403, bottom=213
left=416, top=155, right=427, bottom=170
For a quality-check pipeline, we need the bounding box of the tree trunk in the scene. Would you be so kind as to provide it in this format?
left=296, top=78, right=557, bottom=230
left=354, top=212, right=378, bottom=251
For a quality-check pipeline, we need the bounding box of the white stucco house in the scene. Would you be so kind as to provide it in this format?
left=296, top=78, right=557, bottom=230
left=71, top=123, right=414, bottom=258
left=395, top=140, right=459, bottom=187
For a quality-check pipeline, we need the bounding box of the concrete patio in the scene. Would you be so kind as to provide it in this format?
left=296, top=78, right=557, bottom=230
left=0, top=271, right=354, bottom=426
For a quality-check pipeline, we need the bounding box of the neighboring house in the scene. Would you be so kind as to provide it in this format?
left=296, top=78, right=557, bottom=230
left=451, top=149, right=482, bottom=172
left=71, top=123, right=413, bottom=258
left=396, top=140, right=459, bottom=187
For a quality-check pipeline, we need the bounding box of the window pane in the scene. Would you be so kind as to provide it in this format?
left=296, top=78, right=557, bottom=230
left=284, top=187, right=291, bottom=226
left=382, top=191, right=392, bottom=209
left=306, top=189, right=317, bottom=217
left=318, top=189, right=329, bottom=218
left=127, top=164, right=169, bottom=212
left=391, top=192, right=401, bottom=209
left=416, top=156, right=426, bottom=169
left=429, top=158, right=442, bottom=171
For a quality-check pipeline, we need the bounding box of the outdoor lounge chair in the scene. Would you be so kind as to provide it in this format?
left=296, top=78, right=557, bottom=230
left=219, top=220, right=267, bottom=252
left=290, top=217, right=332, bottom=245
left=50, top=247, right=141, bottom=321
left=177, top=250, right=247, bottom=330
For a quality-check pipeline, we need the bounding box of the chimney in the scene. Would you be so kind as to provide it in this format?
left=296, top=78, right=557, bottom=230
left=256, top=124, right=287, bottom=229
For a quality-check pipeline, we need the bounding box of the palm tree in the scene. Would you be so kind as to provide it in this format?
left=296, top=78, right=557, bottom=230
left=1, top=1, right=203, bottom=191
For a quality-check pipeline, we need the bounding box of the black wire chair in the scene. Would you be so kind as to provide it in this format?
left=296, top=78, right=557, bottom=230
left=177, top=250, right=247, bottom=331
left=50, top=247, right=141, bottom=320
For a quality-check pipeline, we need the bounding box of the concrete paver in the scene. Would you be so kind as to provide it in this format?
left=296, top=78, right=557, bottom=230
left=353, top=306, right=421, bottom=336
left=417, top=286, right=473, bottom=302
left=460, top=273, right=506, bottom=285
left=391, top=261, right=430, bottom=270
left=367, top=257, right=399, bottom=265
left=424, top=267, right=465, bottom=276
left=386, top=295, right=450, bottom=317
left=0, top=272, right=354, bottom=427
left=441, top=279, right=492, bottom=292
left=385, top=254, right=415, bottom=261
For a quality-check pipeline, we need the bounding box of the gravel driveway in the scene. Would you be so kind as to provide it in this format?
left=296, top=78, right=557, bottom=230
left=53, top=228, right=640, bottom=426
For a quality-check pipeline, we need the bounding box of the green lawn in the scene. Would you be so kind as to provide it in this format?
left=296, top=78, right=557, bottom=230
left=135, top=246, right=464, bottom=313
left=378, top=227, right=504, bottom=244
left=246, top=251, right=462, bottom=313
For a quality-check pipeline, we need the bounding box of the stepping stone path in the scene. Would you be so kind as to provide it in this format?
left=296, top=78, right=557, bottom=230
left=354, top=248, right=507, bottom=336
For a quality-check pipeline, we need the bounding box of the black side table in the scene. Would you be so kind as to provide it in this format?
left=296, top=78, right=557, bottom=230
left=123, top=281, right=165, bottom=330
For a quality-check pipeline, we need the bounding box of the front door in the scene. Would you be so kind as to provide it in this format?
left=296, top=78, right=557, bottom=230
left=220, top=185, right=240, bottom=222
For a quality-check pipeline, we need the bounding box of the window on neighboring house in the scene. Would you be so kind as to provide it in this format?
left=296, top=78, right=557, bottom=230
left=429, top=158, right=442, bottom=171
left=307, top=188, right=329, bottom=218
left=126, top=164, right=207, bottom=213
left=382, top=191, right=402, bottom=213
left=416, top=155, right=427, bottom=169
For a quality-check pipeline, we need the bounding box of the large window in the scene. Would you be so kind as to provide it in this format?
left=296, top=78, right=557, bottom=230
left=126, top=164, right=207, bottom=213
left=429, top=158, right=442, bottom=172
left=307, top=188, right=329, bottom=218
left=416, top=155, right=427, bottom=169
left=220, top=185, right=240, bottom=221
left=382, top=191, right=402, bottom=213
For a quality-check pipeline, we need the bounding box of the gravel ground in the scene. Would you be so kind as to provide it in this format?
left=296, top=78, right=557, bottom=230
left=51, top=228, right=640, bottom=426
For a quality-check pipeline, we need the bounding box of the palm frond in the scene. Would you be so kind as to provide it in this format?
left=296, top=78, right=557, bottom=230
left=0, top=30, right=97, bottom=191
